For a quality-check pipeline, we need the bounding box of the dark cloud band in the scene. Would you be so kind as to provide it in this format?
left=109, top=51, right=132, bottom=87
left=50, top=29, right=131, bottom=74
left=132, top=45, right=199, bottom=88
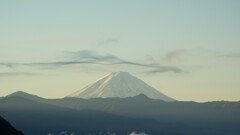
left=0, top=50, right=182, bottom=73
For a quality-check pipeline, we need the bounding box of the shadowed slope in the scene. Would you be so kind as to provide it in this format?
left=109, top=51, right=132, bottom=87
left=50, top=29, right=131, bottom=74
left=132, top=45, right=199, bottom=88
left=0, top=115, right=23, bottom=135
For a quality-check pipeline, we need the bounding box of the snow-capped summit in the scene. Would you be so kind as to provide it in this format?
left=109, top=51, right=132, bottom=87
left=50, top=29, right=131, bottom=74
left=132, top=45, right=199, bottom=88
left=68, top=71, right=175, bottom=101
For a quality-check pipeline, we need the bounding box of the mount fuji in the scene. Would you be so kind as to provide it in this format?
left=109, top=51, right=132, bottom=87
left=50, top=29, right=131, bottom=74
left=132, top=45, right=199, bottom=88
left=68, top=71, right=175, bottom=101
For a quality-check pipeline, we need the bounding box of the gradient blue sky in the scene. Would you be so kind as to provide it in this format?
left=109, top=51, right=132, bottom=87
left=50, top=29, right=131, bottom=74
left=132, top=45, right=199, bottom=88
left=0, top=0, right=240, bottom=101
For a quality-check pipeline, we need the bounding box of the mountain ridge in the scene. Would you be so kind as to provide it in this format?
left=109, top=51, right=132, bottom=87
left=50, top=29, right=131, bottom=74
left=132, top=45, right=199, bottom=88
left=6, top=91, right=45, bottom=102
left=1, top=92, right=240, bottom=135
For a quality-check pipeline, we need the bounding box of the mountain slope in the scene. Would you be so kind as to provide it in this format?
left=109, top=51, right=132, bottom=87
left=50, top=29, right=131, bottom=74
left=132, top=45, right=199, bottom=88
left=0, top=115, right=23, bottom=135
left=68, top=71, right=174, bottom=101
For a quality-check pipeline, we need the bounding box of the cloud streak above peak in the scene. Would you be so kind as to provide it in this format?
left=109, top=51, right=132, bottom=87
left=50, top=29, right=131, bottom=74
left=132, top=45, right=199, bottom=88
left=0, top=50, right=182, bottom=74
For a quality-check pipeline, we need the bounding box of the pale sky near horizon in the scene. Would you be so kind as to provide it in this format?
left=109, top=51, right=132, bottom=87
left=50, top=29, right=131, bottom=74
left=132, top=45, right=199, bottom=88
left=0, top=0, right=240, bottom=102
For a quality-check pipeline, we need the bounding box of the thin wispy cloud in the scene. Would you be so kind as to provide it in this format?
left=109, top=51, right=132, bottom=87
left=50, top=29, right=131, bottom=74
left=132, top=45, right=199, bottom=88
left=164, top=49, right=187, bottom=62
left=0, top=50, right=182, bottom=74
left=164, top=48, right=240, bottom=62
left=219, top=52, right=240, bottom=59
left=98, top=38, right=120, bottom=46
left=65, top=50, right=160, bottom=68
left=188, top=48, right=240, bottom=59
left=143, top=67, right=182, bottom=74
left=0, top=72, right=40, bottom=77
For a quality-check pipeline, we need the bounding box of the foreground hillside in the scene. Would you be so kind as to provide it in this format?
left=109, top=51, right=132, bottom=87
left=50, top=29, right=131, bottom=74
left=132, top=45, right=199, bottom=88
left=0, top=115, right=23, bottom=135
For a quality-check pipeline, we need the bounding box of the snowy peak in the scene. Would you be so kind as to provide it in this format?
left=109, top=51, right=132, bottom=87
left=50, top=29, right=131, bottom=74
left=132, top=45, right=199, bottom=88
left=109, top=71, right=131, bottom=77
left=100, top=71, right=131, bottom=83
left=68, top=71, right=175, bottom=101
